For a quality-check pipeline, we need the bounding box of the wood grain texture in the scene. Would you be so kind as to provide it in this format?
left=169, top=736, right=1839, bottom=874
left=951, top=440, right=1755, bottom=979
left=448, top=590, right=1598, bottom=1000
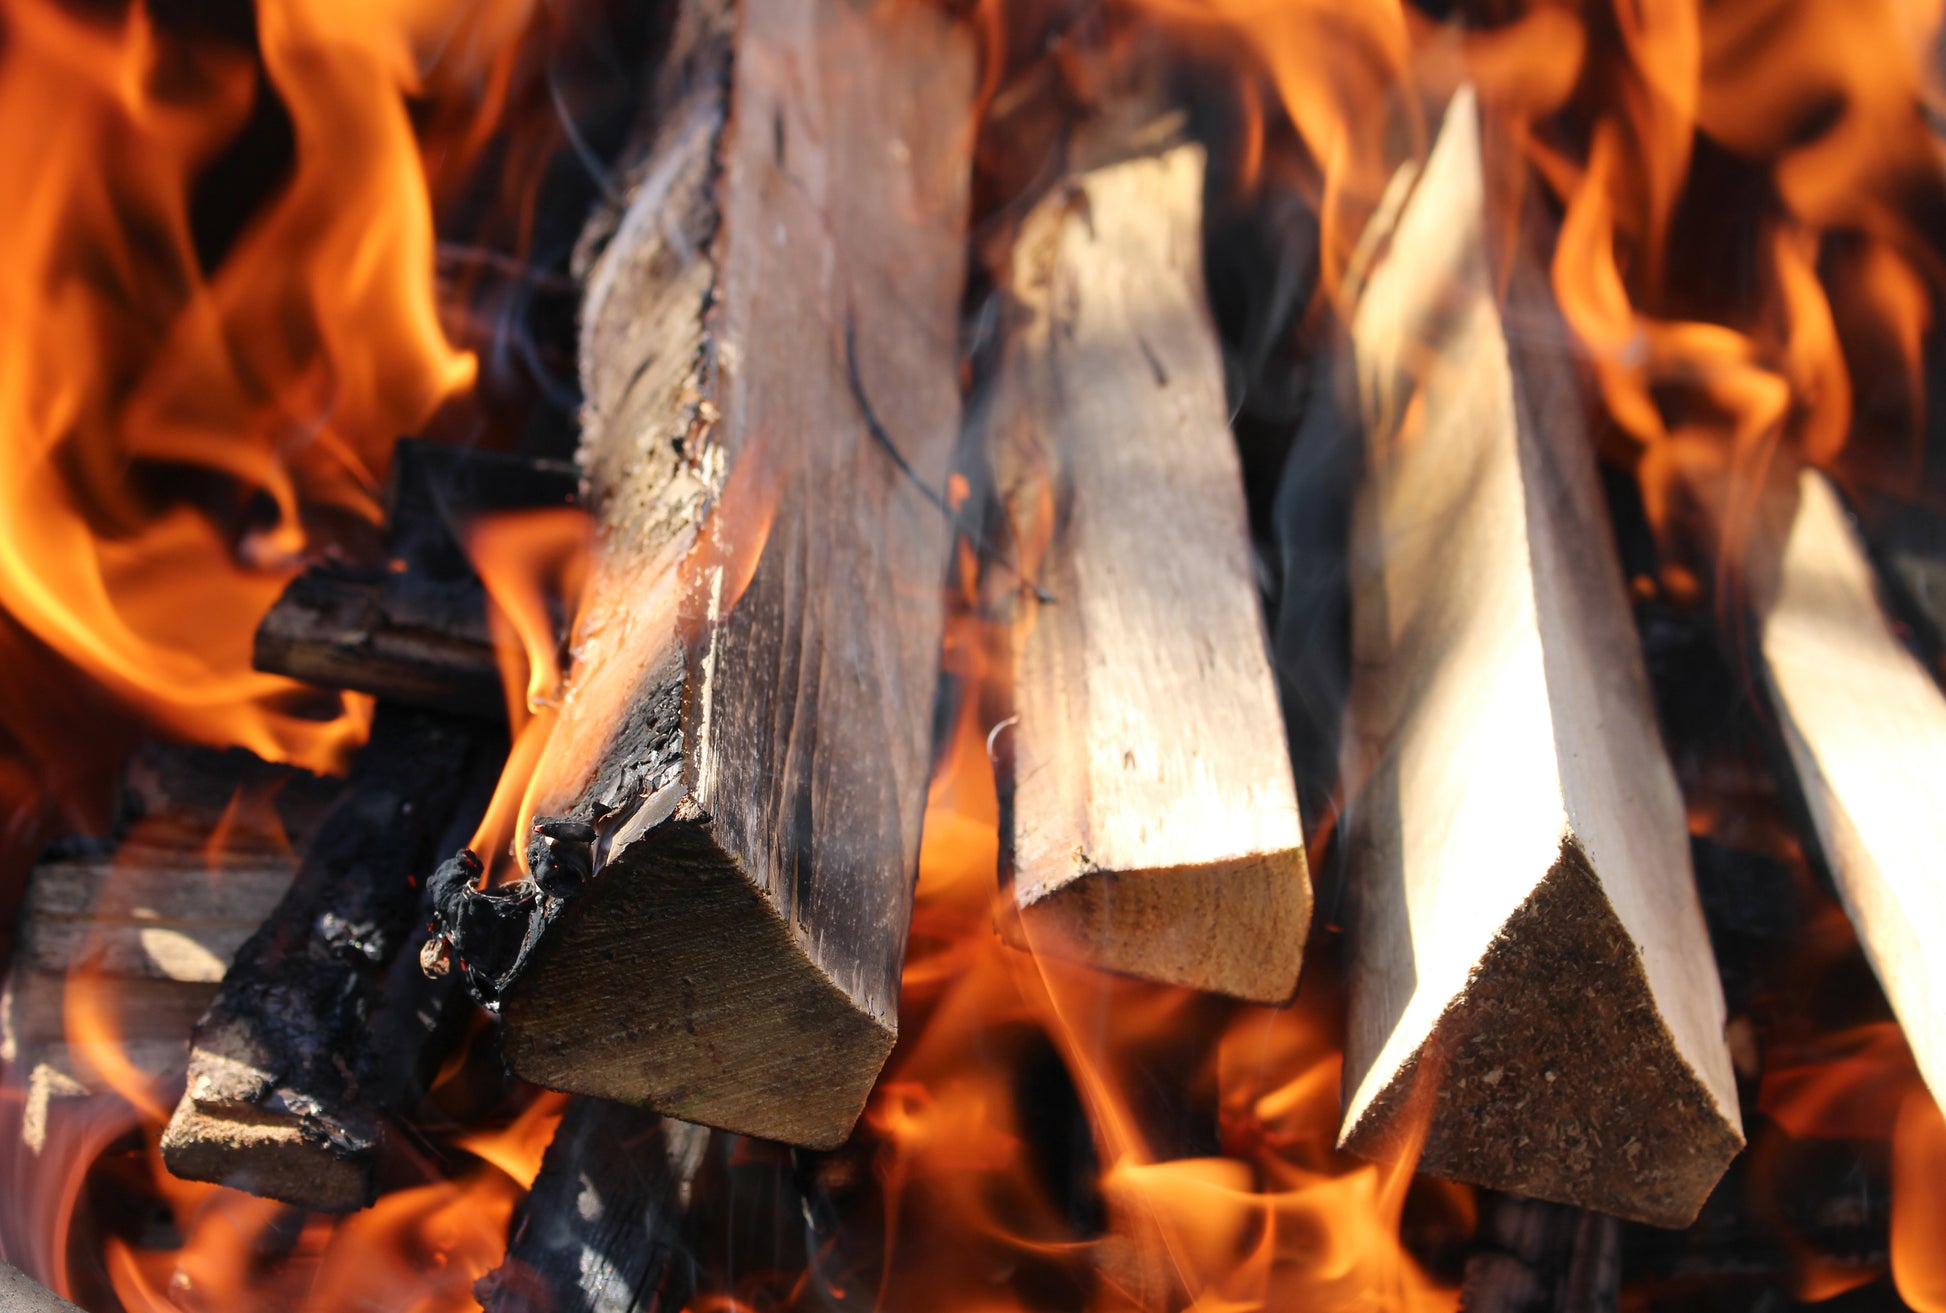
left=497, top=0, right=976, bottom=1148
left=991, top=144, right=1309, bottom=1003
left=478, top=1101, right=709, bottom=1313
left=0, top=748, right=325, bottom=1158
left=160, top=708, right=493, bottom=1211
left=1757, top=468, right=1946, bottom=1108
left=253, top=442, right=579, bottom=720
left=1337, top=90, right=1741, bottom=1227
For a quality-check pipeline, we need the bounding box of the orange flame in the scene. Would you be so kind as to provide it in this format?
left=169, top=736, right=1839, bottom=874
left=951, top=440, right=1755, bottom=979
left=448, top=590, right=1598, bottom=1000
left=1893, top=1086, right=1946, bottom=1313
left=465, top=505, right=593, bottom=874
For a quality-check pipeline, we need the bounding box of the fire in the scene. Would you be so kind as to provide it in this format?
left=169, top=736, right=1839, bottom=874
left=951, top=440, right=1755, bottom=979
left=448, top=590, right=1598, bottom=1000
left=4, top=0, right=1946, bottom=1307
left=464, top=507, right=592, bottom=877
left=746, top=601, right=1467, bottom=1312
left=0, top=0, right=608, bottom=1300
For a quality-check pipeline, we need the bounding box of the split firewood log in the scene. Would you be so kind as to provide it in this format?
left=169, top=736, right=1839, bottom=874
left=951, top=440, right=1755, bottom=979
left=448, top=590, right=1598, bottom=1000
left=253, top=441, right=579, bottom=721
left=988, top=137, right=1310, bottom=1002
left=477, top=1100, right=709, bottom=1313
left=1335, top=89, right=1743, bottom=1227
left=1752, top=468, right=1946, bottom=1108
left=160, top=707, right=497, bottom=1211
left=0, top=744, right=329, bottom=1153
left=444, top=0, right=977, bottom=1149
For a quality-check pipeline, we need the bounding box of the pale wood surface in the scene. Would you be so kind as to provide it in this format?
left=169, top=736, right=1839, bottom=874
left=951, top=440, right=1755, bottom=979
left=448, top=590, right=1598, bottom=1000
left=1337, top=89, right=1741, bottom=1227
left=991, top=144, right=1309, bottom=1003
left=1758, top=468, right=1946, bottom=1107
left=496, top=0, right=976, bottom=1148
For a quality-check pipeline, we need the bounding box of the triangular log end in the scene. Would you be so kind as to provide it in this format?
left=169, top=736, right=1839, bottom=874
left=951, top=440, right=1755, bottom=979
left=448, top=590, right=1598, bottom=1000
left=1339, top=839, right=1744, bottom=1228
left=499, top=806, right=896, bottom=1151
left=1010, top=848, right=1312, bottom=1005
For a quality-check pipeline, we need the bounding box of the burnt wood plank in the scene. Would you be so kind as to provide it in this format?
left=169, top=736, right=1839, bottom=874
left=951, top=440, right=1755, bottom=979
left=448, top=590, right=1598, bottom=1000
left=159, top=707, right=496, bottom=1211
left=477, top=1100, right=710, bottom=1313
left=252, top=441, right=578, bottom=720
left=471, top=0, right=977, bottom=1149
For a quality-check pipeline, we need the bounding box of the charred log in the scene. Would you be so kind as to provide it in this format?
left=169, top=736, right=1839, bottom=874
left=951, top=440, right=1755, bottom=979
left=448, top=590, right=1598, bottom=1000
left=253, top=441, right=578, bottom=720
left=477, top=1100, right=710, bottom=1313
left=440, top=0, right=978, bottom=1149
left=1, top=744, right=328, bottom=1149
left=159, top=707, right=497, bottom=1211
left=1461, top=1192, right=1623, bottom=1313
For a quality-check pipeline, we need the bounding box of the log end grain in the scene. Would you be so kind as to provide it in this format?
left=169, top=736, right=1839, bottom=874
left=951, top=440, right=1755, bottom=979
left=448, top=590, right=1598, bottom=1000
left=1011, top=847, right=1310, bottom=1004
left=1339, top=838, right=1744, bottom=1229
left=500, top=807, right=894, bottom=1149
left=159, top=1090, right=372, bottom=1213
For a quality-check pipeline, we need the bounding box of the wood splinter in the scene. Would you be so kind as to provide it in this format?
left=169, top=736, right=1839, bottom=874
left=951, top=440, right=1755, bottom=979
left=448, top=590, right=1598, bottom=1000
left=1336, top=89, right=1743, bottom=1228
left=991, top=140, right=1310, bottom=1003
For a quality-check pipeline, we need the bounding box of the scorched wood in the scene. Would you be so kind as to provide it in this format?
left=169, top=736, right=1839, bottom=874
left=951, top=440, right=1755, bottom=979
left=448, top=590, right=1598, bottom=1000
left=464, top=0, right=976, bottom=1149
left=989, top=139, right=1310, bottom=1002
left=477, top=1100, right=710, bottom=1313
left=1335, top=90, right=1742, bottom=1227
left=160, top=707, right=496, bottom=1211
left=1753, top=468, right=1946, bottom=1109
left=253, top=441, right=579, bottom=721
left=1459, top=1192, right=1622, bottom=1313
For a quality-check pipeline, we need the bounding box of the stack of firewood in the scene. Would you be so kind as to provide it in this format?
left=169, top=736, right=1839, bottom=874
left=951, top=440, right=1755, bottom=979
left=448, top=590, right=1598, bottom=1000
left=11, top=1, right=1946, bottom=1310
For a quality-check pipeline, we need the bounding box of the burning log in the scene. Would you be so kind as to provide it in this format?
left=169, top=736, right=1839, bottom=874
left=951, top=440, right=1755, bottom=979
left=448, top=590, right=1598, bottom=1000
left=160, top=706, right=497, bottom=1211
left=1, top=746, right=321, bottom=1150
left=1335, top=90, right=1743, bottom=1227
left=1459, top=1193, right=1622, bottom=1313
left=477, top=1100, right=710, bottom=1313
left=455, top=0, right=977, bottom=1149
left=253, top=441, right=578, bottom=720
left=989, top=139, right=1310, bottom=1002
left=1752, top=468, right=1946, bottom=1108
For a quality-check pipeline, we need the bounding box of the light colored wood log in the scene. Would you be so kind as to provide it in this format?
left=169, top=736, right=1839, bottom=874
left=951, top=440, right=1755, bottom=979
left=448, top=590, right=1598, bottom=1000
left=991, top=143, right=1309, bottom=1003
left=1756, top=467, right=1946, bottom=1108
left=1336, top=89, right=1742, bottom=1228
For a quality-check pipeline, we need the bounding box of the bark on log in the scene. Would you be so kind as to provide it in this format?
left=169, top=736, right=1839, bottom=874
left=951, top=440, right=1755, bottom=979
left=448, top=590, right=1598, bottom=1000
left=989, top=141, right=1309, bottom=1002
left=1753, top=468, right=1946, bottom=1109
left=474, top=0, right=977, bottom=1149
left=160, top=707, right=496, bottom=1211
left=253, top=441, right=578, bottom=720
left=477, top=1101, right=710, bottom=1313
left=1336, top=90, right=1743, bottom=1227
left=1459, top=1192, right=1622, bottom=1313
